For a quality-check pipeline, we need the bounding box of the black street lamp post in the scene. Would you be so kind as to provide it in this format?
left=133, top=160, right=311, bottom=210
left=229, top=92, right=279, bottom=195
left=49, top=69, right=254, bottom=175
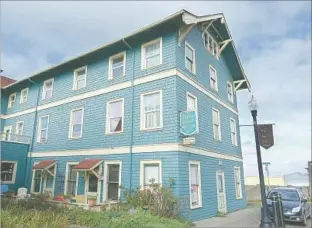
left=248, top=96, right=273, bottom=228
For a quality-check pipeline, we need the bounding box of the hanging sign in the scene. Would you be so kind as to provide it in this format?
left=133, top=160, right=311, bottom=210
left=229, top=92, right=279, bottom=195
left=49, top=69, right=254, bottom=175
left=180, top=111, right=198, bottom=136
left=257, top=124, right=274, bottom=149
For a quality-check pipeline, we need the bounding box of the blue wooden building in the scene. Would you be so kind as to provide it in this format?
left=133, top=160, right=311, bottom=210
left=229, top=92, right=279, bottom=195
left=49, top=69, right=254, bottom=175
left=0, top=10, right=250, bottom=221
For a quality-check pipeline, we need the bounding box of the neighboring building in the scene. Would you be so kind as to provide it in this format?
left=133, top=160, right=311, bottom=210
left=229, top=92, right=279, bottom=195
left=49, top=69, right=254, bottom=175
left=0, top=10, right=250, bottom=221
left=0, top=75, right=16, bottom=88
left=245, top=176, right=287, bottom=187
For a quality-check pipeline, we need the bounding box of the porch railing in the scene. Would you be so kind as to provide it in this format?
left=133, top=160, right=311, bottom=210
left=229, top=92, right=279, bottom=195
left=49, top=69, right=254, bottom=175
left=0, top=132, right=31, bottom=144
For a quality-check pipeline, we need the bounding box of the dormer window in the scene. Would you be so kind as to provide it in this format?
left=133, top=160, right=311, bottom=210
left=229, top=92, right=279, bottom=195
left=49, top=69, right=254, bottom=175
left=204, top=32, right=219, bottom=59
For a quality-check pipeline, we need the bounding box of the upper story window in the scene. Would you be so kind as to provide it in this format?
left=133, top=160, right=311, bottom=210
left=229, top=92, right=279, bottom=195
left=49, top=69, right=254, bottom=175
left=16, top=121, right=24, bottom=135
left=187, top=92, right=199, bottom=132
left=209, top=66, right=218, bottom=92
left=230, top=118, right=237, bottom=146
left=212, top=108, right=221, bottom=141
left=42, top=78, right=54, bottom=100
left=204, top=32, right=219, bottom=59
left=185, top=42, right=196, bottom=74
left=106, top=98, right=124, bottom=134
left=8, top=93, right=16, bottom=108
left=37, top=115, right=49, bottom=143
left=140, top=90, right=163, bottom=130
left=1, top=161, right=17, bottom=184
left=20, top=88, right=28, bottom=104
left=69, top=108, right=84, bottom=139
left=140, top=160, right=162, bottom=189
left=73, top=66, right=87, bottom=90
left=189, top=161, right=202, bottom=209
left=109, top=52, right=126, bottom=80
left=141, top=37, right=162, bottom=69
left=227, top=82, right=234, bottom=103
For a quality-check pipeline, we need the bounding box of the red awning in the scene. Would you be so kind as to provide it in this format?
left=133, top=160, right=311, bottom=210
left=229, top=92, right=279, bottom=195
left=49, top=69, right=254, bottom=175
left=72, top=159, right=102, bottom=171
left=32, top=160, right=56, bottom=170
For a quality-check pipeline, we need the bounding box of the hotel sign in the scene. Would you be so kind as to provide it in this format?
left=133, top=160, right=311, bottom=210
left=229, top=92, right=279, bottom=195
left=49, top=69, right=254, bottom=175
left=180, top=111, right=197, bottom=136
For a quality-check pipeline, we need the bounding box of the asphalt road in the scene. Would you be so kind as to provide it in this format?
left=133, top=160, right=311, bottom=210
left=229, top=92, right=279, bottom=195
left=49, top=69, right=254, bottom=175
left=194, top=204, right=311, bottom=227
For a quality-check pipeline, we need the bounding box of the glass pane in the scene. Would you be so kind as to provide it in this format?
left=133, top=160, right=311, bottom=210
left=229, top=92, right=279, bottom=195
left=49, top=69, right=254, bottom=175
left=146, top=55, right=160, bottom=68
left=76, top=69, right=86, bottom=76
left=108, top=164, right=120, bottom=182
left=144, top=164, right=159, bottom=185
left=145, top=111, right=160, bottom=129
left=88, top=174, right=98, bottom=192
left=190, top=165, right=198, bottom=185
left=218, top=174, right=223, bottom=192
left=40, top=129, right=47, bottom=141
left=112, top=66, right=123, bottom=78
left=213, top=125, right=219, bottom=139
left=186, top=46, right=193, bottom=60
left=41, top=117, right=48, bottom=129
left=109, top=101, right=122, bottom=118
left=108, top=183, right=119, bottom=200
left=73, top=110, right=83, bottom=124
left=186, top=59, right=193, bottom=72
left=110, top=117, right=122, bottom=132
left=112, top=56, right=124, bottom=67
left=210, top=68, right=216, bottom=79
left=145, top=42, right=160, bottom=57
left=1, top=162, right=14, bottom=172
left=213, top=111, right=219, bottom=124
left=72, top=124, right=82, bottom=137
left=144, top=93, right=160, bottom=111
left=187, top=95, right=196, bottom=111
left=76, top=79, right=85, bottom=89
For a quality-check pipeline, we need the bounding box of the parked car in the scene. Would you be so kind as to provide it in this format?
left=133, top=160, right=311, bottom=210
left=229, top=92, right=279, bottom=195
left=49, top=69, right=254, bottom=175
left=266, top=187, right=310, bottom=226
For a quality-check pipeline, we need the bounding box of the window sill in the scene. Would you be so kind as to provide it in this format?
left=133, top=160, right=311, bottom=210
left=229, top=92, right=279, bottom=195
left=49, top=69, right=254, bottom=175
left=141, top=63, right=162, bottom=71
left=105, top=131, right=124, bottom=136
left=72, top=87, right=86, bottom=91
left=190, top=204, right=203, bottom=210
left=108, top=75, right=126, bottom=81
left=140, top=127, right=163, bottom=132
left=213, top=138, right=222, bottom=142
left=37, top=141, right=48, bottom=144
left=236, top=197, right=243, bottom=200
left=1, top=181, right=15, bottom=184
left=68, top=137, right=82, bottom=140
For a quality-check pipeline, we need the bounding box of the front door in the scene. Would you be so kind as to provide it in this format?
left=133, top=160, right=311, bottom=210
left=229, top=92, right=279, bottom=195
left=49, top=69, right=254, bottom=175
left=216, top=171, right=227, bottom=214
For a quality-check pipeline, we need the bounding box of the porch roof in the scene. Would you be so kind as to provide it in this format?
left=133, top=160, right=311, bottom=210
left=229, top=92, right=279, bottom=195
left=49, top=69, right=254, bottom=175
left=32, top=160, right=56, bottom=170
left=72, top=159, right=102, bottom=171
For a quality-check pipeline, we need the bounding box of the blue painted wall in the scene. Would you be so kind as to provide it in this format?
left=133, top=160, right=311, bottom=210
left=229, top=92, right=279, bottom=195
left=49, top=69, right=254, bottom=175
left=1, top=141, right=29, bottom=191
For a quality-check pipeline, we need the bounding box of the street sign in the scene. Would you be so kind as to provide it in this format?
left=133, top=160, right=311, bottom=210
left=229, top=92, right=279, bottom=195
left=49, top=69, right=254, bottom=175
left=257, top=124, right=274, bottom=149
left=180, top=111, right=197, bottom=136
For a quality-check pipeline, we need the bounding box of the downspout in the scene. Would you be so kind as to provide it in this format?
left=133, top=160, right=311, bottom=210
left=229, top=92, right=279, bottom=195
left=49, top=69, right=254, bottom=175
left=122, top=38, right=134, bottom=192
left=24, top=78, right=40, bottom=187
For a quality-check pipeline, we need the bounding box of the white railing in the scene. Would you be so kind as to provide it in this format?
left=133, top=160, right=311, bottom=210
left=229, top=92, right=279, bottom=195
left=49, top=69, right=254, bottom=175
left=0, top=132, right=31, bottom=144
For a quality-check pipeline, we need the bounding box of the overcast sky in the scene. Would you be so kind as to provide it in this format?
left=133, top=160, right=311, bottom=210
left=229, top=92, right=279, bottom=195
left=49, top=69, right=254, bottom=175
left=1, top=1, right=311, bottom=177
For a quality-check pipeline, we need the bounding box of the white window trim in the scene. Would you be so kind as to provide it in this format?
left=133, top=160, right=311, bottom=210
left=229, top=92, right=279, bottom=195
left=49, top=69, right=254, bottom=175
left=212, top=108, right=222, bottom=141
left=106, top=98, right=124, bottom=135
left=37, top=115, right=50, bottom=143
left=234, top=166, right=243, bottom=199
left=20, top=88, right=29, bottom=104
left=73, top=66, right=87, bottom=90
left=189, top=160, right=202, bottom=209
left=186, top=92, right=199, bottom=132
left=1, top=160, right=18, bottom=184
left=103, top=160, right=122, bottom=202
left=204, top=31, right=220, bottom=59
left=209, top=65, right=218, bottom=92
left=108, top=51, right=126, bottom=80
left=3, top=126, right=12, bottom=141
left=140, top=90, right=163, bottom=131
left=185, top=41, right=196, bottom=74
left=31, top=162, right=42, bottom=194
left=15, top=121, right=24, bottom=135
left=64, top=162, right=79, bottom=197
left=42, top=78, right=54, bottom=100
left=141, top=37, right=163, bottom=70
left=8, top=93, right=16, bottom=108
left=68, top=107, right=84, bottom=139
left=140, top=160, right=162, bottom=190
left=230, top=118, right=238, bottom=146
left=227, top=81, right=234, bottom=103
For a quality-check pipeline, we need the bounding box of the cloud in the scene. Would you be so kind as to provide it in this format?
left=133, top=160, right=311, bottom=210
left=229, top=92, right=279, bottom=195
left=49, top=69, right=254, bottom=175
left=1, top=1, right=311, bottom=177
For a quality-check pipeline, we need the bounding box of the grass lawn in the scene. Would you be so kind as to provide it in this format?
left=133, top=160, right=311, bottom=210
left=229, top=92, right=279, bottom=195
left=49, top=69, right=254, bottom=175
left=1, top=198, right=192, bottom=228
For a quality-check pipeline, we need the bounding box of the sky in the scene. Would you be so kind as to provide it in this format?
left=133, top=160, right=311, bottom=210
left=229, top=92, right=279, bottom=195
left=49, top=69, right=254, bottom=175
left=1, top=1, right=311, bottom=177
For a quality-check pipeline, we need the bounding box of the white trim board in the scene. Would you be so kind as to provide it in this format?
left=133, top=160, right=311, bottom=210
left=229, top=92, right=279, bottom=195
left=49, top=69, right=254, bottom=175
left=1, top=68, right=238, bottom=120
left=28, top=143, right=243, bottom=162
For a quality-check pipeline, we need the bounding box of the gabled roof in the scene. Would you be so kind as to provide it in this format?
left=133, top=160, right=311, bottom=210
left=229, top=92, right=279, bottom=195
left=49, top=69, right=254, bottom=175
left=3, top=9, right=250, bottom=91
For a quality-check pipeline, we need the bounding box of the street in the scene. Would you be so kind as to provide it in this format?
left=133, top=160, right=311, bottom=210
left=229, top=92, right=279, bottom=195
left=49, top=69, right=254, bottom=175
left=194, top=204, right=311, bottom=227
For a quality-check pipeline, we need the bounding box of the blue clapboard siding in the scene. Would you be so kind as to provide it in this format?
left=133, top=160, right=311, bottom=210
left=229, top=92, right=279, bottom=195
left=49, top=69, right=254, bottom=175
left=1, top=141, right=29, bottom=191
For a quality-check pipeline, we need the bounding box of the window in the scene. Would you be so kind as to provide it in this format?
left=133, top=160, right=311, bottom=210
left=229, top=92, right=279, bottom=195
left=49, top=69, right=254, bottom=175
left=1, top=161, right=17, bottom=184
left=227, top=82, right=234, bottom=103
left=37, top=115, right=49, bottom=143
left=32, top=169, right=42, bottom=193
left=204, top=32, right=219, bottom=59
left=8, top=93, right=16, bottom=108
left=234, top=167, right=242, bottom=199
left=65, top=162, right=79, bottom=196
left=16, top=121, right=24, bottom=135
left=209, top=66, right=218, bottom=91
left=187, top=92, right=198, bottom=132
left=189, top=161, right=202, bottom=208
left=140, top=160, right=162, bottom=189
left=185, top=42, right=196, bottom=73
left=140, top=90, right=162, bottom=130
left=20, top=88, right=28, bottom=104
left=42, top=78, right=54, bottom=100
left=73, top=66, right=87, bottom=90
left=109, top=52, right=126, bottom=79
left=212, top=108, right=221, bottom=140
left=141, top=38, right=162, bottom=69
left=230, top=118, right=237, bottom=146
left=104, top=161, right=122, bottom=201
left=3, top=126, right=12, bottom=141
left=106, top=99, right=124, bottom=134
left=69, top=108, right=84, bottom=138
